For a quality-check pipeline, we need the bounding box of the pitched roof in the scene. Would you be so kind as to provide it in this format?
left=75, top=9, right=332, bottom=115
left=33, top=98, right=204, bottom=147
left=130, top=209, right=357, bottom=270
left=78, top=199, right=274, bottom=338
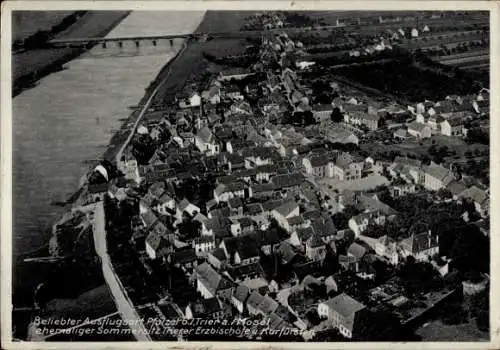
left=210, top=247, right=227, bottom=262
left=277, top=241, right=297, bottom=264
left=273, top=200, right=299, bottom=217
left=459, top=185, right=488, bottom=205
left=401, top=231, right=438, bottom=254
left=188, top=298, right=222, bottom=317
left=425, top=163, right=453, bottom=182
left=310, top=154, right=330, bottom=167
left=443, top=118, right=464, bottom=127
left=251, top=229, right=280, bottom=247
left=296, top=225, right=314, bottom=244
left=348, top=242, right=367, bottom=260
left=312, top=104, right=333, bottom=112
left=357, top=194, right=397, bottom=216
left=233, top=284, right=250, bottom=303
left=271, top=172, right=305, bottom=189
left=257, top=296, right=279, bottom=315
left=246, top=291, right=265, bottom=309
left=141, top=210, right=158, bottom=227
left=195, top=262, right=234, bottom=294
left=306, top=234, right=324, bottom=248
left=446, top=180, right=468, bottom=196
left=322, top=293, right=366, bottom=317
left=197, top=126, right=214, bottom=143
left=407, top=121, right=429, bottom=132
left=245, top=203, right=264, bottom=216
left=223, top=235, right=260, bottom=260
left=170, top=248, right=197, bottom=265
left=145, top=231, right=171, bottom=253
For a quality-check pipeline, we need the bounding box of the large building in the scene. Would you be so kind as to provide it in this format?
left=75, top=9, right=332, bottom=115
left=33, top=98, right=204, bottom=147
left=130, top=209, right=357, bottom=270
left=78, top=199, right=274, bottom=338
left=318, top=293, right=367, bottom=339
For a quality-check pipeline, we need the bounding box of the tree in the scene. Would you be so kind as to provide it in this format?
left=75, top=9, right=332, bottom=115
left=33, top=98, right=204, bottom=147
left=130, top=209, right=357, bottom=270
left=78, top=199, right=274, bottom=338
left=330, top=107, right=344, bottom=123
left=436, top=188, right=452, bottom=200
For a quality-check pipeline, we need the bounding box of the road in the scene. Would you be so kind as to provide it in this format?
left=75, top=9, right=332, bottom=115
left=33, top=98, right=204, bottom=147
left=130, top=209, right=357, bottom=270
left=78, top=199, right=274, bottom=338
left=114, top=39, right=189, bottom=166
left=89, top=201, right=152, bottom=341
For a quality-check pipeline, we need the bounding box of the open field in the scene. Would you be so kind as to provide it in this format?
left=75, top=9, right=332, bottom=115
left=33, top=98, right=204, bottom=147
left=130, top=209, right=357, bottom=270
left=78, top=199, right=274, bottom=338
left=402, top=33, right=485, bottom=50
left=434, top=49, right=489, bottom=61
left=415, top=320, right=489, bottom=341
left=13, top=11, right=75, bottom=42
left=440, top=55, right=489, bottom=66
left=13, top=11, right=130, bottom=95
left=196, top=11, right=257, bottom=33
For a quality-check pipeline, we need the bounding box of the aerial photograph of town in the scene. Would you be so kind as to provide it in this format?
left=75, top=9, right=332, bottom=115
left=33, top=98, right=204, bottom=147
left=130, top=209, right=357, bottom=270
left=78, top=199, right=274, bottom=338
left=6, top=6, right=492, bottom=346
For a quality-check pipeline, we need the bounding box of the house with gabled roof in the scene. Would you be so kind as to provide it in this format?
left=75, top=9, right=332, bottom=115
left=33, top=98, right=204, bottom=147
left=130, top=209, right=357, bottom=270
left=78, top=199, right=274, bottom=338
left=195, top=126, right=220, bottom=155
left=317, top=293, right=367, bottom=339
left=207, top=247, right=228, bottom=270
left=400, top=230, right=439, bottom=262
left=371, top=235, right=398, bottom=265
left=218, top=67, right=253, bottom=81
left=458, top=185, right=489, bottom=218
left=192, top=235, right=216, bottom=257
left=440, top=118, right=465, bottom=137
left=339, top=242, right=367, bottom=272
left=256, top=295, right=279, bottom=316
left=176, top=199, right=200, bottom=221
left=185, top=297, right=225, bottom=320
left=423, top=162, right=455, bottom=191
left=407, top=121, right=431, bottom=139
left=303, top=153, right=334, bottom=178
left=231, top=284, right=250, bottom=313
left=271, top=200, right=300, bottom=233
left=348, top=210, right=386, bottom=237
left=305, top=234, right=327, bottom=261
left=220, top=235, right=260, bottom=266
left=312, top=104, right=334, bottom=122
left=446, top=180, right=468, bottom=200
left=333, top=152, right=364, bottom=181
left=247, top=291, right=266, bottom=316
left=195, top=262, right=235, bottom=301
left=167, top=248, right=198, bottom=270
left=145, top=227, right=174, bottom=260
left=251, top=229, right=281, bottom=255
left=213, top=181, right=248, bottom=203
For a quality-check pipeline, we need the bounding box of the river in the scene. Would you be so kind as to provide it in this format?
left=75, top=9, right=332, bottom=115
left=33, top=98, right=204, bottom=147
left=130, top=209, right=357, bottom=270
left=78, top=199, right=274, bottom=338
left=12, top=11, right=205, bottom=259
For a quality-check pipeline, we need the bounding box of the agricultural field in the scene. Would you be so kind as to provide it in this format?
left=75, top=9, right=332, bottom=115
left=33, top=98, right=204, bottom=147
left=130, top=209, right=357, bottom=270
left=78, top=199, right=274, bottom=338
left=12, top=11, right=75, bottom=42
left=196, top=11, right=256, bottom=33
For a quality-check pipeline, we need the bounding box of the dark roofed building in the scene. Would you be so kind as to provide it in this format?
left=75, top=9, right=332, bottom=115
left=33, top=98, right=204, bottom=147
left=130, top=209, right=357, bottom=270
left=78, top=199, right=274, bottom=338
left=185, top=298, right=224, bottom=319
left=195, top=262, right=235, bottom=300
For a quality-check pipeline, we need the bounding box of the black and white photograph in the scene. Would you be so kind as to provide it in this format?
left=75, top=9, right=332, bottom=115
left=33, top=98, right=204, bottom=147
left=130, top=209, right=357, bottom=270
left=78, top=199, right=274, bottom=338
left=1, top=1, right=498, bottom=348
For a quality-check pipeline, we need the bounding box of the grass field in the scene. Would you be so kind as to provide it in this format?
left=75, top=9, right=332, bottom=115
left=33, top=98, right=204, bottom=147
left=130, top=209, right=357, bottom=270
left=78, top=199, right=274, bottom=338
left=13, top=11, right=130, bottom=91
left=195, top=11, right=257, bottom=33
left=415, top=320, right=489, bottom=341
left=13, top=11, right=75, bottom=41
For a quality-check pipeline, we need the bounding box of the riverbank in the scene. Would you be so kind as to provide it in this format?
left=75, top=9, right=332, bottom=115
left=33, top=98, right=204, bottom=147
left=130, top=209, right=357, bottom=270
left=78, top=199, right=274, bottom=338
left=13, top=11, right=130, bottom=96
left=12, top=10, right=253, bottom=340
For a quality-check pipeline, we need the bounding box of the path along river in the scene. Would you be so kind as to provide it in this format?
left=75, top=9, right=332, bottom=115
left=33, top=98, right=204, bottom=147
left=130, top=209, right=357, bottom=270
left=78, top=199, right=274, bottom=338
left=12, top=11, right=205, bottom=304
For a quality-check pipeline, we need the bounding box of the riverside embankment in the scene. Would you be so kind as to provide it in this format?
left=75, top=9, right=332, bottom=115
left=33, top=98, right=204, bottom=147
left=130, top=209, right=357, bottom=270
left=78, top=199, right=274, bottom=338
left=13, top=11, right=130, bottom=96
left=13, top=11, right=205, bottom=340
